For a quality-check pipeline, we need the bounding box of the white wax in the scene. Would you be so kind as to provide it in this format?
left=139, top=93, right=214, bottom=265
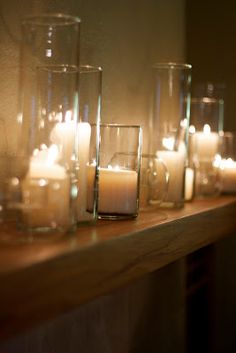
left=22, top=156, right=70, bottom=229
left=77, top=122, right=91, bottom=221
left=221, top=159, right=236, bottom=193
left=29, top=161, right=67, bottom=179
left=185, top=167, right=194, bottom=201
left=157, top=150, right=185, bottom=203
left=87, top=166, right=138, bottom=215
left=193, top=131, right=219, bottom=162
left=50, top=120, right=76, bottom=164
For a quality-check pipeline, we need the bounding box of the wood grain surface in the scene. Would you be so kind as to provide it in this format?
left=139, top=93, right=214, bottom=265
left=0, top=196, right=236, bottom=341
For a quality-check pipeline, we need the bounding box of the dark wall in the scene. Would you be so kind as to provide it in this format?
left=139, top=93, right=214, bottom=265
left=186, top=0, right=236, bottom=131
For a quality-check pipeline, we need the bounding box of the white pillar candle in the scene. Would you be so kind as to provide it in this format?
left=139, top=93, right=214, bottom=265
left=193, top=124, right=219, bottom=161
left=220, top=158, right=236, bottom=193
left=87, top=165, right=138, bottom=215
left=22, top=145, right=70, bottom=228
left=51, top=116, right=92, bottom=220
left=77, top=122, right=91, bottom=220
left=50, top=111, right=76, bottom=165
left=157, top=150, right=185, bottom=203
left=185, top=167, right=194, bottom=201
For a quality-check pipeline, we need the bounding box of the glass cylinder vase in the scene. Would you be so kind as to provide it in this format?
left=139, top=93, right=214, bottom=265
left=18, top=14, right=80, bottom=155
left=15, top=14, right=80, bottom=235
left=150, top=63, right=192, bottom=208
left=218, top=132, right=236, bottom=194
left=91, top=124, right=142, bottom=219
left=190, top=97, right=224, bottom=198
left=17, top=65, right=79, bottom=233
left=76, top=65, right=102, bottom=224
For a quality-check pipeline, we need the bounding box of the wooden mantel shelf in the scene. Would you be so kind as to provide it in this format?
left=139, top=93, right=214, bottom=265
left=1, top=196, right=236, bottom=341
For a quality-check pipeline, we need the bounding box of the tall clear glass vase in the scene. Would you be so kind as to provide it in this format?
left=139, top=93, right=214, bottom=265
left=150, top=63, right=192, bottom=208
left=5, top=14, right=81, bottom=240
left=76, top=65, right=102, bottom=224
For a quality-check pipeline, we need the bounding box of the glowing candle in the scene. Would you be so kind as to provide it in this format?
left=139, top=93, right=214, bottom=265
left=185, top=167, right=194, bottom=201
left=50, top=111, right=76, bottom=165
left=22, top=145, right=70, bottom=228
left=220, top=158, right=236, bottom=193
left=157, top=138, right=186, bottom=204
left=87, top=165, right=138, bottom=215
left=193, top=124, right=219, bottom=161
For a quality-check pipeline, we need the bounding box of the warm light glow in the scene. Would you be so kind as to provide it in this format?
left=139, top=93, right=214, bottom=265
left=107, top=164, right=120, bottom=170
left=40, top=144, right=47, bottom=150
left=162, top=137, right=174, bottom=151
left=203, top=124, right=211, bottom=134
left=32, top=144, right=59, bottom=165
left=65, top=110, right=73, bottom=122
left=220, top=158, right=236, bottom=170
left=180, top=118, right=188, bottom=128
left=212, top=154, right=222, bottom=168
left=47, top=144, right=59, bottom=165
left=90, top=159, right=96, bottom=166
left=38, top=178, right=48, bottom=187
left=17, top=113, right=23, bottom=124
left=46, top=49, right=52, bottom=58
left=189, top=125, right=196, bottom=134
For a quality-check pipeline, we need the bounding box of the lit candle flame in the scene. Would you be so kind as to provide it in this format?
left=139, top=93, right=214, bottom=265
left=65, top=110, right=73, bottom=122
left=107, top=164, right=120, bottom=170
left=32, top=144, right=59, bottom=165
left=189, top=125, right=196, bottom=134
left=162, top=137, right=174, bottom=151
left=47, top=144, right=59, bottom=165
left=203, top=124, right=211, bottom=134
left=220, top=158, right=236, bottom=170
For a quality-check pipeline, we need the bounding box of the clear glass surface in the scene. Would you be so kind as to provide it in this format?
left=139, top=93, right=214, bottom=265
left=190, top=97, right=224, bottom=198
left=96, top=124, right=142, bottom=219
left=150, top=62, right=192, bottom=208
left=77, top=65, right=102, bottom=224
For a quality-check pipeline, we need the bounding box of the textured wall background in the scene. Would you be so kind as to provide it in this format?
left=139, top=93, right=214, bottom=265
left=0, top=0, right=186, bottom=152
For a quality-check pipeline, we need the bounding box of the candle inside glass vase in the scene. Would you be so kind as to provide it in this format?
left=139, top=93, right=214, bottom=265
left=220, top=158, right=236, bottom=193
left=189, top=97, right=224, bottom=198
left=19, top=65, right=79, bottom=233
left=90, top=124, right=142, bottom=219
left=87, top=165, right=138, bottom=215
left=156, top=136, right=186, bottom=207
left=150, top=63, right=192, bottom=208
left=22, top=144, right=70, bottom=229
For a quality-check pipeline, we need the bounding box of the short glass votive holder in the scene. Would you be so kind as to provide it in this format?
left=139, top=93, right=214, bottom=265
left=92, top=124, right=142, bottom=219
left=140, top=154, right=169, bottom=211
left=150, top=63, right=192, bottom=208
left=190, top=97, right=223, bottom=198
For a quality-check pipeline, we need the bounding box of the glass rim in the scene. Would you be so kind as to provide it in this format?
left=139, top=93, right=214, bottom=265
left=191, top=97, right=222, bottom=104
left=219, top=131, right=235, bottom=138
left=36, top=64, right=79, bottom=74
left=22, top=13, right=81, bottom=26
left=152, top=62, right=192, bottom=70
left=80, top=65, right=103, bottom=73
left=100, top=123, right=142, bottom=129
left=141, top=153, right=161, bottom=159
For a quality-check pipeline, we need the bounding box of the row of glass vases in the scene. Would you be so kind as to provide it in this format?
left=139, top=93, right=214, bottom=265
left=0, top=13, right=232, bottom=242
left=0, top=14, right=102, bottom=240
left=0, top=14, right=144, bottom=241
